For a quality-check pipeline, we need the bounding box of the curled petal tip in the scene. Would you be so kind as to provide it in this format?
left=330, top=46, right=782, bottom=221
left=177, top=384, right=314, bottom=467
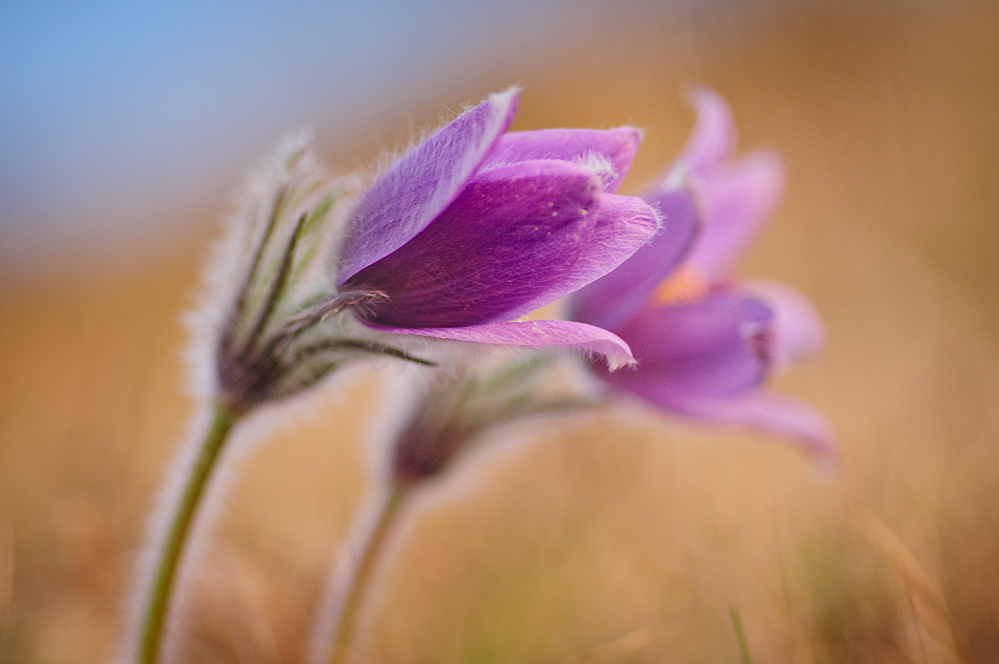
left=681, top=86, right=738, bottom=173
left=491, top=86, right=521, bottom=106
left=487, top=87, right=521, bottom=126
left=609, top=125, right=644, bottom=157
left=745, top=279, right=825, bottom=373
left=605, top=353, right=638, bottom=372
left=686, top=149, right=785, bottom=278
left=571, top=188, right=699, bottom=331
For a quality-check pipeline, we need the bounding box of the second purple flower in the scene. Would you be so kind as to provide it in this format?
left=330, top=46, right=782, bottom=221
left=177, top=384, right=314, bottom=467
left=570, top=89, right=834, bottom=455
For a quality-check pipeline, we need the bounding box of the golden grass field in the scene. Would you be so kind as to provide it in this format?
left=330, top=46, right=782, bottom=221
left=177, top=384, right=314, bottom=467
left=2, top=3, right=998, bottom=662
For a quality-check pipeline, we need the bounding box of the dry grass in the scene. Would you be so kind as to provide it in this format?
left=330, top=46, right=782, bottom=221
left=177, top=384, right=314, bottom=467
left=1, top=3, right=998, bottom=663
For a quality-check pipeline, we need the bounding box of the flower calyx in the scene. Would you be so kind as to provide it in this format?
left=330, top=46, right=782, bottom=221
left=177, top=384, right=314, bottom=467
left=209, top=138, right=434, bottom=415
left=392, top=355, right=599, bottom=484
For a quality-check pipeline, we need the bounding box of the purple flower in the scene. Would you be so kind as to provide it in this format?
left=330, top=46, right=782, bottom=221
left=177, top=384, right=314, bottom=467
left=570, top=89, right=833, bottom=455
left=333, top=88, right=660, bottom=369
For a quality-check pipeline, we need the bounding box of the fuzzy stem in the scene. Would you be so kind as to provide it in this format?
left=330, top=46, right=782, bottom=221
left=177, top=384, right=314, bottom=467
left=325, top=482, right=409, bottom=664
left=136, top=403, right=237, bottom=664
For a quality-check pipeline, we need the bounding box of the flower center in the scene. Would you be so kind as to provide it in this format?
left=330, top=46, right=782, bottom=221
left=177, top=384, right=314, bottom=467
left=651, top=264, right=709, bottom=306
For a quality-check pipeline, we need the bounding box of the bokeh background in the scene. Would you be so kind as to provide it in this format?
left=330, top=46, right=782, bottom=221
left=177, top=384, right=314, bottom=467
left=2, top=0, right=998, bottom=662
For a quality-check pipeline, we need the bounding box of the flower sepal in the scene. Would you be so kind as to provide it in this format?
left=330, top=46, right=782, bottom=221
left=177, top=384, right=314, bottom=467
left=204, top=138, right=437, bottom=415
left=390, top=353, right=600, bottom=483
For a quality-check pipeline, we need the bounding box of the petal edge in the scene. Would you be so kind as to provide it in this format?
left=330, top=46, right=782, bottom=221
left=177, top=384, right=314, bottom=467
left=364, top=319, right=635, bottom=370
left=337, top=88, right=520, bottom=284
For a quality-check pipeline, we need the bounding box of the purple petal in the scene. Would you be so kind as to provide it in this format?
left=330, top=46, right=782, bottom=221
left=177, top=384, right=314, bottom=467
left=367, top=319, right=635, bottom=369
left=680, top=87, right=737, bottom=175
left=344, top=160, right=601, bottom=328
left=570, top=187, right=698, bottom=330
left=743, top=279, right=825, bottom=374
left=687, top=151, right=784, bottom=279
left=482, top=127, right=641, bottom=193
left=658, top=391, right=835, bottom=458
left=607, top=292, right=773, bottom=398
left=336, top=88, right=519, bottom=284
left=502, top=192, right=660, bottom=322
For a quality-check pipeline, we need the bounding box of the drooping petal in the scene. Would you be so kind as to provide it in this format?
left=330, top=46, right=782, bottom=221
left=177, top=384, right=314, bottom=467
left=366, top=319, right=635, bottom=370
left=570, top=187, right=698, bottom=330
left=501, top=192, right=660, bottom=322
left=344, top=160, right=601, bottom=328
left=686, top=151, right=784, bottom=279
left=336, top=88, right=520, bottom=284
left=482, top=127, right=642, bottom=193
left=743, top=279, right=825, bottom=376
left=607, top=292, right=773, bottom=398
left=680, top=87, right=737, bottom=174
left=658, top=391, right=835, bottom=458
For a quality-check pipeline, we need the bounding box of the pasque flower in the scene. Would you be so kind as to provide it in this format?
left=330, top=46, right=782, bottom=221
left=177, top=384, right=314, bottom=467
left=570, top=89, right=833, bottom=454
left=328, top=87, right=659, bottom=369
left=211, top=89, right=659, bottom=414
left=131, top=90, right=662, bottom=664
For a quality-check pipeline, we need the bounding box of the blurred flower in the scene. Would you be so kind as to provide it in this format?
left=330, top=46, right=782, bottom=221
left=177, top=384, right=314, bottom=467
left=570, top=89, right=833, bottom=455
left=310, top=351, right=601, bottom=664
left=389, top=353, right=598, bottom=483
left=332, top=88, right=659, bottom=370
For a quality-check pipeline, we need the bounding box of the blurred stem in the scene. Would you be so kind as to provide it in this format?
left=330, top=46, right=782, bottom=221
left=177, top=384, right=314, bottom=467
left=328, top=482, right=409, bottom=664
left=729, top=606, right=754, bottom=664
left=137, top=403, right=237, bottom=664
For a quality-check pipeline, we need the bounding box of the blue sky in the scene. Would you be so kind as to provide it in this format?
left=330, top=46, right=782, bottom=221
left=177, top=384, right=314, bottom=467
left=1, top=0, right=897, bottom=273
left=2, top=0, right=639, bottom=271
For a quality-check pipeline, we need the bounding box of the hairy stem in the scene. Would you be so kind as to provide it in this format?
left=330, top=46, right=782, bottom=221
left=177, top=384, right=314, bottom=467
left=324, top=483, right=409, bottom=664
left=136, top=404, right=237, bottom=664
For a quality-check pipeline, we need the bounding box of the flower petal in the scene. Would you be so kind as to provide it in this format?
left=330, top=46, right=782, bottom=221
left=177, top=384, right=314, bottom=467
left=344, top=160, right=601, bottom=328
left=687, top=151, right=784, bottom=279
left=570, top=187, right=698, bottom=330
left=502, top=192, right=660, bottom=322
left=367, top=319, right=635, bottom=369
left=482, top=127, right=642, bottom=193
left=607, top=292, right=773, bottom=398
left=659, top=391, right=835, bottom=458
left=743, top=279, right=824, bottom=374
left=681, top=87, right=737, bottom=174
left=336, top=88, right=519, bottom=284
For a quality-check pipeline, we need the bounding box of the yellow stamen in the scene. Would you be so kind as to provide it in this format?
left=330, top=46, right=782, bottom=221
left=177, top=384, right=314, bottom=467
left=652, top=264, right=709, bottom=306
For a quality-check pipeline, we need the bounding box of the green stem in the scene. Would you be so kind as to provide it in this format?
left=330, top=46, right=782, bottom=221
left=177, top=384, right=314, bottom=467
left=137, top=403, right=237, bottom=664
left=328, top=482, right=409, bottom=664
left=729, top=606, right=754, bottom=664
